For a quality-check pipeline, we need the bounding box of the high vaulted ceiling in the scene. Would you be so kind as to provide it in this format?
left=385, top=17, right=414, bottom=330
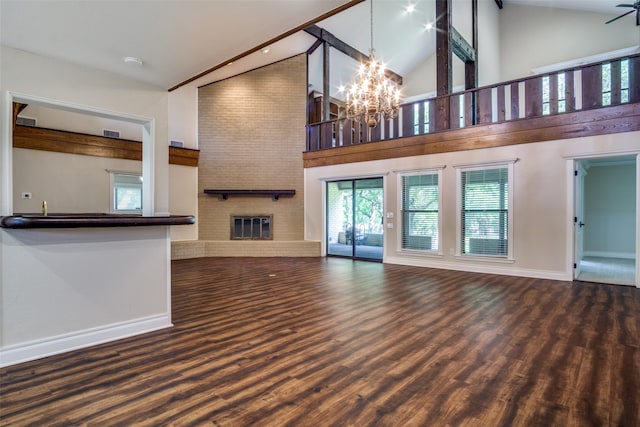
left=0, top=0, right=631, bottom=91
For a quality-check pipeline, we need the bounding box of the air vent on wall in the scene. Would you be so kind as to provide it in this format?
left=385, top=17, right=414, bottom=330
left=103, top=129, right=120, bottom=138
left=170, top=140, right=184, bottom=148
left=16, top=116, right=37, bottom=127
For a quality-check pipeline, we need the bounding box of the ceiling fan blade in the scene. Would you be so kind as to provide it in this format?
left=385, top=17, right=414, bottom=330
left=606, top=9, right=635, bottom=24
left=615, top=3, right=635, bottom=7
left=637, top=9, right=639, bottom=25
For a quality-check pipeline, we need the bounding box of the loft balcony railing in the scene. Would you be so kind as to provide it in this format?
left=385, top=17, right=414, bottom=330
left=306, top=54, right=640, bottom=152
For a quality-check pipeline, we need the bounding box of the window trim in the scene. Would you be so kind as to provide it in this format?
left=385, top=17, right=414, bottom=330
left=396, top=167, right=444, bottom=255
left=454, top=159, right=517, bottom=261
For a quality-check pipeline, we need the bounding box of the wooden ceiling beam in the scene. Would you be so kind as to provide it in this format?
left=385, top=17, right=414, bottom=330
left=169, top=0, right=366, bottom=91
left=436, top=0, right=452, bottom=96
left=451, top=27, right=475, bottom=63
left=304, top=24, right=403, bottom=85
left=464, top=0, right=478, bottom=91
left=306, top=38, right=323, bottom=55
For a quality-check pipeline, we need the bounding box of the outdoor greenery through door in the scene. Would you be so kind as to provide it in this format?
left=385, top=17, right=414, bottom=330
left=327, top=178, right=384, bottom=261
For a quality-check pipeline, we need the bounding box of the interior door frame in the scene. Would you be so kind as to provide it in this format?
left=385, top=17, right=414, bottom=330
left=324, top=175, right=386, bottom=262
left=573, top=161, right=587, bottom=279
left=568, top=152, right=640, bottom=288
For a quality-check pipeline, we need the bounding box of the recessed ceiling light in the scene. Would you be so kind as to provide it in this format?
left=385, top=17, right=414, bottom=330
left=424, top=22, right=434, bottom=30
left=262, top=47, right=270, bottom=54
left=406, top=4, right=415, bottom=14
left=123, top=56, right=143, bottom=66
left=338, top=85, right=345, bottom=93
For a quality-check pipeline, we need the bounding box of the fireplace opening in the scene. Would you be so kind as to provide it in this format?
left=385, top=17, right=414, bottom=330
left=231, top=215, right=273, bottom=240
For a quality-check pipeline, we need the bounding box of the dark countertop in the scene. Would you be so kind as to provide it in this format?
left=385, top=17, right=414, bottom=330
left=1, top=213, right=196, bottom=229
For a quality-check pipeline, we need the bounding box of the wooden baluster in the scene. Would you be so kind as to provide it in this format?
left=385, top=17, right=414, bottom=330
left=549, top=74, right=558, bottom=115
left=434, top=96, right=450, bottom=132
left=610, top=60, right=621, bottom=106
left=392, top=114, right=400, bottom=139
left=401, top=103, right=414, bottom=138
left=342, top=120, right=353, bottom=146
left=359, top=121, right=368, bottom=144
left=449, top=95, right=460, bottom=129
left=525, top=76, right=543, bottom=118
left=370, top=119, right=381, bottom=142
left=427, top=99, right=436, bottom=133
left=416, top=101, right=425, bottom=135
left=629, top=56, right=640, bottom=103
left=496, top=85, right=506, bottom=123
left=320, top=121, right=333, bottom=149
left=510, top=82, right=520, bottom=119
left=477, top=87, right=492, bottom=124
left=464, top=92, right=474, bottom=127
left=581, top=64, right=602, bottom=110
left=307, top=125, right=319, bottom=151
left=565, top=71, right=576, bottom=113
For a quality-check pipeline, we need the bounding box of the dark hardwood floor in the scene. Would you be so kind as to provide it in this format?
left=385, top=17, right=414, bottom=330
left=1, top=257, right=639, bottom=426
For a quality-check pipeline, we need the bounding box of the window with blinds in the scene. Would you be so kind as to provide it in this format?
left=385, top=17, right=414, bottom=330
left=400, top=172, right=439, bottom=251
left=110, top=172, right=142, bottom=213
left=460, top=167, right=509, bottom=257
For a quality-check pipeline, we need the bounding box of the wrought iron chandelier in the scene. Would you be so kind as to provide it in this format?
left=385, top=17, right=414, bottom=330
left=346, top=0, right=401, bottom=127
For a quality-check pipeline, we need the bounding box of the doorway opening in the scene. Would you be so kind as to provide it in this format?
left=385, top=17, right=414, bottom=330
left=574, top=156, right=637, bottom=286
left=326, top=177, right=384, bottom=261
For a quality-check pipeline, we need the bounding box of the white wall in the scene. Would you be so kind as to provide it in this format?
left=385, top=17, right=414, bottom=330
left=1, top=46, right=169, bottom=214
left=499, top=4, right=639, bottom=81
left=0, top=46, right=177, bottom=365
left=402, top=0, right=501, bottom=98
left=12, top=148, right=197, bottom=239
left=168, top=84, right=198, bottom=150
left=477, top=0, right=501, bottom=87
left=584, top=162, right=637, bottom=258
left=304, top=132, right=640, bottom=281
left=12, top=148, right=141, bottom=214
left=169, top=164, right=198, bottom=241
left=17, top=104, right=144, bottom=141
left=0, top=227, right=171, bottom=366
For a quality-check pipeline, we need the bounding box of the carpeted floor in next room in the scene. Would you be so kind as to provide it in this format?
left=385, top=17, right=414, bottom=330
left=577, top=256, right=636, bottom=286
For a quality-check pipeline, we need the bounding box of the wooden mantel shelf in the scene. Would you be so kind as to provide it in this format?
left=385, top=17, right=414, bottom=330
left=203, top=189, right=296, bottom=201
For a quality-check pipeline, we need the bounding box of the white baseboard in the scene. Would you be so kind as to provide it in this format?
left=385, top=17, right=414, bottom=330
left=583, top=251, right=636, bottom=260
left=0, top=314, right=172, bottom=368
left=384, top=255, right=571, bottom=281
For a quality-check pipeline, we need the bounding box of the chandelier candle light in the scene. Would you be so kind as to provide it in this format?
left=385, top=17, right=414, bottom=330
left=346, top=0, right=401, bottom=127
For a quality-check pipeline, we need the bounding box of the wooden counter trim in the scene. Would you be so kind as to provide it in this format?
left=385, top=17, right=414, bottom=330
left=14, top=125, right=143, bottom=160
left=13, top=125, right=199, bottom=167
left=169, top=146, right=199, bottom=167
left=0, top=214, right=196, bottom=229
left=303, top=103, right=640, bottom=168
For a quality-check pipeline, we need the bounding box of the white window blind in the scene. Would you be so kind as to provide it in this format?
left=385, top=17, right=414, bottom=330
left=461, top=167, right=508, bottom=256
left=401, top=173, right=439, bottom=251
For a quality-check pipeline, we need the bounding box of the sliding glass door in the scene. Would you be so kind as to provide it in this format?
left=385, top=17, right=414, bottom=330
left=326, top=177, right=384, bottom=261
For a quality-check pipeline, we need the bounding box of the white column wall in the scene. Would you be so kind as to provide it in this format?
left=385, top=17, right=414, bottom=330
left=0, top=46, right=175, bottom=366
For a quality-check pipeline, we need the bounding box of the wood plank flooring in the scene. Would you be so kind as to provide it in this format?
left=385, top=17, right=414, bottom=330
left=1, top=257, right=639, bottom=426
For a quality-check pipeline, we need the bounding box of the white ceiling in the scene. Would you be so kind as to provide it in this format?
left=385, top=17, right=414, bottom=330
left=0, top=0, right=630, bottom=91
left=0, top=0, right=356, bottom=89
